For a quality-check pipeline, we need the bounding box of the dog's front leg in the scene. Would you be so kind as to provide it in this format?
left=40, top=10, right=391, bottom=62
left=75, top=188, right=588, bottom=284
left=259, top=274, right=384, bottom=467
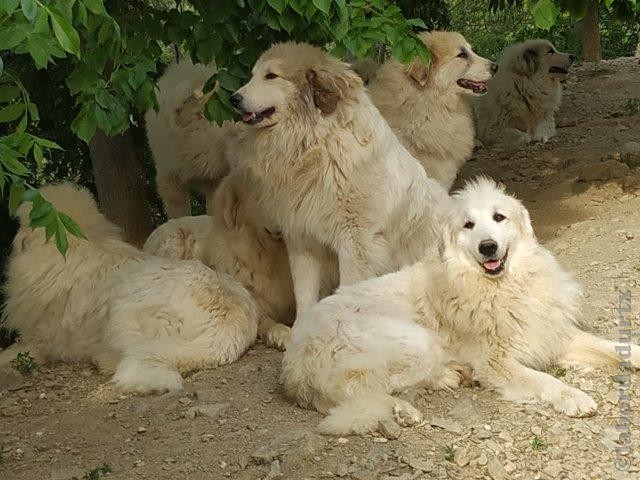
left=476, top=356, right=597, bottom=418
left=337, top=230, right=388, bottom=286
left=287, top=235, right=325, bottom=318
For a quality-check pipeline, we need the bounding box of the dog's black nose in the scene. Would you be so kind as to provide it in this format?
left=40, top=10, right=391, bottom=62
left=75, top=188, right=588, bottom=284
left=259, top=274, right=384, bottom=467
left=479, top=240, right=498, bottom=257
left=490, top=63, right=499, bottom=75
left=569, top=54, right=576, bottom=63
left=230, top=93, right=243, bottom=108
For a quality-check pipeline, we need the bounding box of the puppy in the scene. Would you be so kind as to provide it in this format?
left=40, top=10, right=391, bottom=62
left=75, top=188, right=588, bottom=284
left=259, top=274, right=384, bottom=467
left=474, top=39, right=574, bottom=146
left=282, top=177, right=639, bottom=435
left=2, top=183, right=258, bottom=393
left=144, top=173, right=297, bottom=350
left=229, top=42, right=449, bottom=318
left=146, top=59, right=240, bottom=217
left=368, top=31, right=496, bottom=190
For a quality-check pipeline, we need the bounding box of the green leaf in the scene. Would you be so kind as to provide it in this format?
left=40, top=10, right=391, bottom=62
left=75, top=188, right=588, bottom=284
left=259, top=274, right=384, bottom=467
left=312, top=0, right=331, bottom=15
left=0, top=26, right=28, bottom=50
left=67, top=67, right=99, bottom=95
left=267, top=0, right=286, bottom=14
left=8, top=178, right=25, bottom=214
left=81, top=0, right=107, bottom=16
left=29, top=199, right=53, bottom=220
left=217, top=70, right=240, bottom=92
left=0, top=86, right=21, bottom=103
left=55, top=216, right=69, bottom=257
left=16, top=113, right=27, bottom=133
left=29, top=208, right=55, bottom=228
left=33, top=142, right=43, bottom=165
left=49, top=6, right=81, bottom=57
left=1, top=154, right=28, bottom=175
left=531, top=0, right=559, bottom=30
left=71, top=109, right=96, bottom=143
left=0, top=103, right=26, bottom=123
left=20, top=0, right=37, bottom=22
left=0, top=0, right=20, bottom=15
left=58, top=212, right=86, bottom=238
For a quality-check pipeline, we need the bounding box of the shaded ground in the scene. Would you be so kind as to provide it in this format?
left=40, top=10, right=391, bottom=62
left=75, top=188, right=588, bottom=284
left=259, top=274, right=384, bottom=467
left=1, top=57, right=640, bottom=480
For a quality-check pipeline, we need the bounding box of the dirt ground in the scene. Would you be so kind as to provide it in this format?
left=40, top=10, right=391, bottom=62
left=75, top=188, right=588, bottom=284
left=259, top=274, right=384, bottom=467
left=1, top=57, right=640, bottom=480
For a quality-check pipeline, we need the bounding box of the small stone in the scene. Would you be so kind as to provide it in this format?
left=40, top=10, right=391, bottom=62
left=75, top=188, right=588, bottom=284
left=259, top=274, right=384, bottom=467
left=542, top=461, right=564, bottom=478
left=378, top=420, right=401, bottom=440
left=454, top=447, right=474, bottom=467
left=605, top=390, right=619, bottom=404
left=184, top=402, right=230, bottom=419
left=336, top=437, right=348, bottom=444
left=133, top=460, right=145, bottom=467
left=531, top=426, right=543, bottom=436
left=504, top=462, right=517, bottom=473
left=403, top=455, right=433, bottom=472
left=137, top=426, right=147, bottom=434
left=267, top=459, right=283, bottom=479
left=430, top=417, right=463, bottom=434
left=0, top=368, right=24, bottom=390
left=498, top=431, right=514, bottom=444
left=477, top=453, right=488, bottom=466
left=487, top=456, right=507, bottom=480
left=372, top=437, right=388, bottom=443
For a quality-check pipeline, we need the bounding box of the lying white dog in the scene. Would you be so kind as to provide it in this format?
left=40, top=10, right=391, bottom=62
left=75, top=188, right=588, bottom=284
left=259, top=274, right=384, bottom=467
left=144, top=173, right=298, bottom=350
left=282, top=177, right=639, bottom=435
left=1, top=184, right=258, bottom=393
left=474, top=39, right=574, bottom=146
left=230, top=42, right=448, bottom=318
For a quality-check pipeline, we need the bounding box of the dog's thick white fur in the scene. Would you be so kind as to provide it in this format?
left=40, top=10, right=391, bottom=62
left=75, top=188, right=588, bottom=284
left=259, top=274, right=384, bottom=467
left=146, top=59, right=240, bottom=217
left=232, top=42, right=448, bottom=318
left=282, top=178, right=640, bottom=435
left=143, top=173, right=296, bottom=350
left=368, top=31, right=495, bottom=190
left=474, top=39, right=573, bottom=146
left=1, top=183, right=258, bottom=392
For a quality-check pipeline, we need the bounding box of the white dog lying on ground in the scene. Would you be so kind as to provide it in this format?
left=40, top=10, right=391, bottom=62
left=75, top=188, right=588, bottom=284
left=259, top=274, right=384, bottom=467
left=282, top=177, right=639, bottom=435
left=144, top=173, right=300, bottom=350
left=474, top=39, right=574, bottom=146
left=230, top=42, right=448, bottom=319
left=1, top=184, right=258, bottom=393
left=146, top=59, right=240, bottom=217
left=367, top=31, right=496, bottom=190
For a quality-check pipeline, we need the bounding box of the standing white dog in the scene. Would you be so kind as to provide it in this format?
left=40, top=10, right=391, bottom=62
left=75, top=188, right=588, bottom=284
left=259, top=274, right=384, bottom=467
left=282, top=178, right=640, bottom=435
left=230, top=42, right=448, bottom=318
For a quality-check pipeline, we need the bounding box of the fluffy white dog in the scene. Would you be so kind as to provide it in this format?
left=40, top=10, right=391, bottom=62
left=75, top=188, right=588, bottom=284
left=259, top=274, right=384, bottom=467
left=282, top=178, right=639, bottom=435
left=474, top=39, right=574, bottom=146
left=144, top=173, right=297, bottom=350
left=146, top=59, right=240, bottom=217
left=1, top=184, right=258, bottom=393
left=230, top=42, right=448, bottom=318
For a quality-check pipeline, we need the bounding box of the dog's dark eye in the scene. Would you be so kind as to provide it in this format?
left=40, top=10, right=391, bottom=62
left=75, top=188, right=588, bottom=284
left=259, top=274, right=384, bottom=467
left=547, top=48, right=555, bottom=54
left=463, top=221, right=475, bottom=229
left=265, top=73, right=278, bottom=80
left=457, top=50, right=468, bottom=59
left=493, top=213, right=506, bottom=222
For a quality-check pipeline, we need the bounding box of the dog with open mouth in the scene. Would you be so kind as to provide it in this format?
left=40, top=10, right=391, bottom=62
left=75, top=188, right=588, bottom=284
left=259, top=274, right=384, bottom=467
left=229, top=41, right=449, bottom=321
left=474, top=39, right=574, bottom=147
left=282, top=177, right=640, bottom=435
left=366, top=31, right=497, bottom=190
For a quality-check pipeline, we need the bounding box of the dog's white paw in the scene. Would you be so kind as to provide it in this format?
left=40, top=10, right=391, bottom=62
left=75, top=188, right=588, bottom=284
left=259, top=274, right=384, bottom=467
left=553, top=388, right=597, bottom=418
left=434, top=362, right=474, bottom=391
left=392, top=400, right=423, bottom=427
left=262, top=323, right=291, bottom=351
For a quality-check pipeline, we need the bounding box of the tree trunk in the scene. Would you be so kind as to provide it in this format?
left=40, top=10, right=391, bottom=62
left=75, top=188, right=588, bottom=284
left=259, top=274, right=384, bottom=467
left=580, top=1, right=601, bottom=62
left=89, top=129, right=154, bottom=247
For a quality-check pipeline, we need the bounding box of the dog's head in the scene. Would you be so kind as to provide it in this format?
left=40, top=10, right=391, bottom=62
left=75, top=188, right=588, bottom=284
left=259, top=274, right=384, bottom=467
left=231, top=42, right=362, bottom=128
left=440, top=177, right=537, bottom=279
left=506, top=39, right=574, bottom=80
left=405, top=31, right=497, bottom=96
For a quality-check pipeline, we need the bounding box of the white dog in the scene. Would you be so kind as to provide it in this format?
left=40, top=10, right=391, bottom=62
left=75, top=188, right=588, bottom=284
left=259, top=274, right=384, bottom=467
left=1, top=184, right=258, bottom=393
left=146, top=59, right=240, bottom=217
left=367, top=31, right=496, bottom=190
left=230, top=42, right=448, bottom=318
left=144, top=173, right=297, bottom=350
left=282, top=177, right=639, bottom=435
left=474, top=39, right=574, bottom=146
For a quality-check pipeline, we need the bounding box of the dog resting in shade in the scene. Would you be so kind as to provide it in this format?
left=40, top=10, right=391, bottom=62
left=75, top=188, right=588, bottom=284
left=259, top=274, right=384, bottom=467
left=1, top=183, right=258, bottom=393
left=367, top=31, right=496, bottom=190
left=474, top=39, right=574, bottom=146
left=282, top=177, right=640, bottom=435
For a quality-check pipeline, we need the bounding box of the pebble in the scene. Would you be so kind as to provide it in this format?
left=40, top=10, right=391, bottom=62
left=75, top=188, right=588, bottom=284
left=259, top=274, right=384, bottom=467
left=336, top=437, right=349, bottom=444
left=378, top=420, right=401, bottom=440
left=184, top=402, right=230, bottom=419
left=487, top=456, right=508, bottom=480
left=430, top=417, right=463, bottom=434
left=137, top=426, right=147, bottom=434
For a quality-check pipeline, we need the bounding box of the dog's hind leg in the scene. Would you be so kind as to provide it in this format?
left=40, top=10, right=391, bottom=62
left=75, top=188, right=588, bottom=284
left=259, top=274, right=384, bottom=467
left=560, top=329, right=640, bottom=370
left=318, top=392, right=423, bottom=436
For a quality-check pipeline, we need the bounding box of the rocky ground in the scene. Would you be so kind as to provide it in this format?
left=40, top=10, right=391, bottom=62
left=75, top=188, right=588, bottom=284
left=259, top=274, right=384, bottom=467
left=1, top=57, right=640, bottom=480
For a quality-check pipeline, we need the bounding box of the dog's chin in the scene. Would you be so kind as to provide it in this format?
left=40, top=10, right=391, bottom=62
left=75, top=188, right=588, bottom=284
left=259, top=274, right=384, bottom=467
left=457, top=78, right=488, bottom=95
left=548, top=66, right=569, bottom=80
left=239, top=107, right=277, bottom=127
left=478, top=250, right=508, bottom=278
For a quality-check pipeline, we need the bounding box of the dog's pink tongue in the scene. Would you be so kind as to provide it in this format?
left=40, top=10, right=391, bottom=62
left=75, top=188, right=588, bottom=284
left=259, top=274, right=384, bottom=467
left=483, top=259, right=501, bottom=271
left=243, top=112, right=256, bottom=122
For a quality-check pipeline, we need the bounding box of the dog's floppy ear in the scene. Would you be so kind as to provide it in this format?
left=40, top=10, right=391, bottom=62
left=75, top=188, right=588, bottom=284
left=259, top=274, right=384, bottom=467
left=405, top=57, right=431, bottom=88
left=512, top=49, right=540, bottom=76
left=515, top=202, right=536, bottom=240
left=211, top=180, right=241, bottom=230
left=305, top=63, right=361, bottom=115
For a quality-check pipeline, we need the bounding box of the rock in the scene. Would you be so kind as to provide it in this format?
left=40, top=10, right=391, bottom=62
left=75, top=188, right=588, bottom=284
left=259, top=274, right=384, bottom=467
left=266, top=460, right=284, bottom=479
left=542, top=460, right=565, bottom=478
left=402, top=455, right=434, bottom=472
left=487, top=456, right=508, bottom=480
left=621, top=141, right=640, bottom=168
left=477, top=453, right=488, bottom=466
left=531, top=426, right=543, bottom=436
left=605, top=390, right=619, bottom=404
left=429, top=417, right=463, bottom=434
left=137, top=426, right=147, bottom=434
left=448, top=398, right=479, bottom=422
left=454, top=446, right=474, bottom=467
left=0, top=368, right=24, bottom=390
left=251, top=430, right=325, bottom=465
left=48, top=467, right=87, bottom=480
left=378, top=420, right=401, bottom=440
left=577, top=160, right=630, bottom=182
left=184, top=402, right=230, bottom=419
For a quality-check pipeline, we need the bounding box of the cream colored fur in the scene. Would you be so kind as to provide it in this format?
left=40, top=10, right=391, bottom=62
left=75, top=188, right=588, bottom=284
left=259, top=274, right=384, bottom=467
left=282, top=178, right=640, bottom=435
left=144, top=173, right=298, bottom=350
left=232, top=42, right=449, bottom=319
left=475, top=39, right=573, bottom=146
left=1, top=183, right=258, bottom=393
left=368, top=31, right=495, bottom=190
left=146, top=59, right=241, bottom=217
